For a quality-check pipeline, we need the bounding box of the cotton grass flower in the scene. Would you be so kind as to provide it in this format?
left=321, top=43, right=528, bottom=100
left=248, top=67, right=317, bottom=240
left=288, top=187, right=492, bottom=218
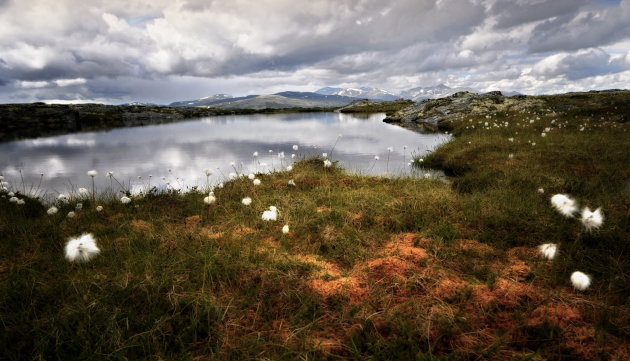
left=293, top=144, right=298, bottom=151
left=87, top=170, right=97, bottom=177
left=67, top=211, right=76, bottom=218
left=96, top=205, right=103, bottom=212
left=262, top=206, right=277, bottom=221
left=17, top=199, right=25, bottom=205
left=570, top=271, right=591, bottom=291
left=78, top=188, right=89, bottom=196
left=537, top=188, right=545, bottom=194
left=204, top=168, right=212, bottom=177
left=538, top=243, right=557, bottom=260
left=203, top=194, right=216, bottom=205
left=58, top=193, right=68, bottom=203
left=580, top=207, right=603, bottom=231
left=286, top=165, right=293, bottom=171
left=551, top=194, right=578, bottom=217
left=9, top=196, right=18, bottom=203
left=374, top=155, right=379, bottom=161
left=322, top=153, right=327, bottom=158
left=253, top=179, right=261, bottom=186
left=282, top=225, right=289, bottom=234
left=64, top=233, right=100, bottom=262
left=323, top=159, right=332, bottom=167
left=242, top=197, right=252, bottom=206
left=229, top=172, right=237, bottom=180
left=248, top=173, right=255, bottom=180
left=288, top=179, right=296, bottom=186
left=47, top=206, right=58, bottom=215
left=120, top=196, right=131, bottom=204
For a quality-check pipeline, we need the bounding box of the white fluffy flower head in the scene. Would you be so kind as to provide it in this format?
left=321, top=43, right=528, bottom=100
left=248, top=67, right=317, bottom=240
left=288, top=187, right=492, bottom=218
left=323, top=159, right=332, bottom=167
left=242, top=197, right=252, bottom=206
left=282, top=225, right=289, bottom=234
left=570, top=271, right=591, bottom=291
left=538, top=243, right=557, bottom=260
left=253, top=179, right=261, bottom=186
left=120, top=196, right=131, bottom=204
left=96, top=205, right=103, bottom=212
left=550, top=194, right=578, bottom=218
left=65, top=233, right=101, bottom=262
left=47, top=206, right=58, bottom=215
left=87, top=170, right=97, bottom=177
left=203, top=194, right=216, bottom=205
left=78, top=188, right=89, bottom=196
left=262, top=206, right=278, bottom=221
left=580, top=207, right=603, bottom=231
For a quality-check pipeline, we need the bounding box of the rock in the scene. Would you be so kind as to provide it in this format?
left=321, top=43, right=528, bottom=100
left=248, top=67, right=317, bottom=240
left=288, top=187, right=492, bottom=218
left=383, top=92, right=544, bottom=134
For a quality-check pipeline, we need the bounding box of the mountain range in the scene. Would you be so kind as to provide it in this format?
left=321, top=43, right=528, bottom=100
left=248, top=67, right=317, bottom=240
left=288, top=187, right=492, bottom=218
left=169, top=85, right=519, bottom=109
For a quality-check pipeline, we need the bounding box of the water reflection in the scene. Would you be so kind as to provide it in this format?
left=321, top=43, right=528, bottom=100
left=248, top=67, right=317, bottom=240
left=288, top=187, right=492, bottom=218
left=0, top=112, right=450, bottom=198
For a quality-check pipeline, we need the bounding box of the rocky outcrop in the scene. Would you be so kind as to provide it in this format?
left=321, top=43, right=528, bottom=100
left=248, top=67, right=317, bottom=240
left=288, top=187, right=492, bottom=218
left=383, top=91, right=545, bottom=133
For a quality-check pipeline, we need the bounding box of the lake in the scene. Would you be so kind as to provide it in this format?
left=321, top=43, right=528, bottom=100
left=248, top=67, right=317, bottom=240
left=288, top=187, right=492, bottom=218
left=0, top=112, right=450, bottom=199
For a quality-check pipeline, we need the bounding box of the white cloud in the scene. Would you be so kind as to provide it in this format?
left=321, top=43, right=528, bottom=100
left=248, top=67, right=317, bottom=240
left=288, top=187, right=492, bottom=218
left=0, top=0, right=629, bottom=103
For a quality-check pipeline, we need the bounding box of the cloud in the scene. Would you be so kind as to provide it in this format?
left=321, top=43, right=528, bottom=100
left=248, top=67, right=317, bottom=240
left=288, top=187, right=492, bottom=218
left=530, top=48, right=628, bottom=80
left=527, top=0, right=630, bottom=53
left=0, top=0, right=629, bottom=103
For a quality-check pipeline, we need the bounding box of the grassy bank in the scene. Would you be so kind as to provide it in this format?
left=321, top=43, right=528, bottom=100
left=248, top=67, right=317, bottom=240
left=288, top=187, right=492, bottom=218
left=1, top=92, right=630, bottom=359
left=338, top=99, right=414, bottom=115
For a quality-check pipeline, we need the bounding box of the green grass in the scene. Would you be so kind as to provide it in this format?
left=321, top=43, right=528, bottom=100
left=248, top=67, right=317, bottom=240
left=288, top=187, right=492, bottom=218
left=1, top=91, right=630, bottom=359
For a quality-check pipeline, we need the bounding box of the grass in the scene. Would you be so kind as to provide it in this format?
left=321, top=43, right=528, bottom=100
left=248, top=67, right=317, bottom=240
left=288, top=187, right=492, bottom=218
left=1, top=91, right=630, bottom=359
left=339, top=99, right=414, bottom=115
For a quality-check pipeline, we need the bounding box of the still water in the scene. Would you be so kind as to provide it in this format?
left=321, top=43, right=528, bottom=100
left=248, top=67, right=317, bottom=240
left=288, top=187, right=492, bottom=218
left=0, top=112, right=449, bottom=198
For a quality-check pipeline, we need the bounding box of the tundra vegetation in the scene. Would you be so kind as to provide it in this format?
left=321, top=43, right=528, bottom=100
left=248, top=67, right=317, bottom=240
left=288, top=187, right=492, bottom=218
left=1, top=90, right=629, bottom=359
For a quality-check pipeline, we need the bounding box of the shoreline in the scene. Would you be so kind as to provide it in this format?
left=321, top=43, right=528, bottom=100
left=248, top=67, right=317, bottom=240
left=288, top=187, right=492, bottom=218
left=0, top=103, right=337, bottom=143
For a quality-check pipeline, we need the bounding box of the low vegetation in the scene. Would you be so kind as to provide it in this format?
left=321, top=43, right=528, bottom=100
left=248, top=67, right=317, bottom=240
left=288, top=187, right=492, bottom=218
left=1, top=91, right=629, bottom=359
left=338, top=99, right=414, bottom=115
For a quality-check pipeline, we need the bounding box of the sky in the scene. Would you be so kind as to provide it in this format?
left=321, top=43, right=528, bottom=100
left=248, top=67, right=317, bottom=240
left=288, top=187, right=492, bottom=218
left=1, top=0, right=629, bottom=104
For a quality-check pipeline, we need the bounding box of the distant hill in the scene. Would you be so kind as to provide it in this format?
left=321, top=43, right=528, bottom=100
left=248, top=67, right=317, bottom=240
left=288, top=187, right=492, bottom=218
left=315, top=86, right=399, bottom=101
left=171, top=92, right=357, bottom=110
left=169, top=94, right=240, bottom=107
left=170, top=85, right=530, bottom=109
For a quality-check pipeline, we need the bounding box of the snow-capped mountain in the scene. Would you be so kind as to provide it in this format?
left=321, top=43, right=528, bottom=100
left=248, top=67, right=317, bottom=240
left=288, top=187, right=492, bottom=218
left=170, top=92, right=357, bottom=109
left=315, top=87, right=399, bottom=101
left=169, top=94, right=234, bottom=107
left=399, top=84, right=477, bottom=101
